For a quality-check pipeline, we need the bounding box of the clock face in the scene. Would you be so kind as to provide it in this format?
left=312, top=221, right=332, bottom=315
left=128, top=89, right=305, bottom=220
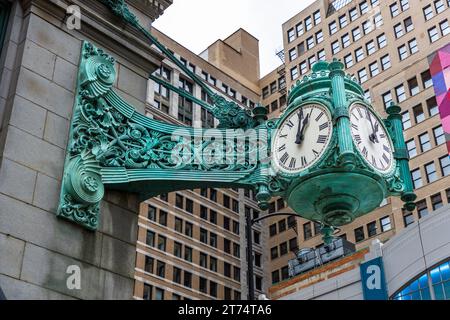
left=349, top=103, right=394, bottom=173
left=273, top=104, right=333, bottom=174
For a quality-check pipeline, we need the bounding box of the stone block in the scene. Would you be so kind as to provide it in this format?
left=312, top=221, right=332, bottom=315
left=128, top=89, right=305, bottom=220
left=0, top=67, right=12, bottom=99
left=0, top=274, right=75, bottom=300
left=53, top=57, right=77, bottom=92
left=26, top=15, right=81, bottom=65
left=9, top=95, right=47, bottom=138
left=0, top=194, right=102, bottom=266
left=4, top=41, right=18, bottom=71
left=20, top=243, right=105, bottom=300
left=100, top=235, right=136, bottom=278
left=33, top=172, right=61, bottom=214
left=16, top=67, right=74, bottom=120
left=117, top=64, right=147, bottom=103
left=100, top=201, right=138, bottom=245
left=0, top=158, right=37, bottom=203
left=102, top=270, right=134, bottom=300
left=21, top=40, right=56, bottom=80
left=3, top=126, right=65, bottom=179
left=43, top=111, right=69, bottom=149
left=0, top=233, right=25, bottom=278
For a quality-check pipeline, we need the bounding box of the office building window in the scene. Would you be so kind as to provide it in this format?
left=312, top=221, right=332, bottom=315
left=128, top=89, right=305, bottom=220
left=280, top=242, right=288, bottom=256
left=305, top=16, right=312, bottom=31
left=158, top=210, right=167, bottom=226
left=143, top=284, right=152, bottom=300
left=233, top=243, right=240, bottom=258
left=380, top=216, right=392, bottom=232
left=428, top=26, right=440, bottom=43
left=296, top=22, right=304, bottom=36
left=354, top=227, right=365, bottom=242
left=210, top=210, right=217, bottom=224
left=306, top=36, right=315, bottom=50
left=289, top=48, right=297, bottom=62
left=435, top=0, right=445, bottom=13
left=209, top=256, right=217, bottom=272
left=185, top=198, right=193, bottom=214
left=369, top=62, right=379, bottom=77
left=426, top=162, right=438, bottom=183
left=358, top=68, right=368, bottom=83
left=404, top=17, right=414, bottom=33
left=233, top=266, right=241, bottom=282
left=272, top=270, right=280, bottom=284
left=224, top=238, right=231, bottom=254
left=303, top=222, right=313, bottom=240
left=352, top=27, right=361, bottom=41
left=174, top=241, right=182, bottom=258
left=308, top=55, right=317, bottom=68
left=423, top=5, right=434, bottom=20
left=156, top=260, right=165, bottom=278
left=199, top=252, right=207, bottom=268
left=360, top=1, right=369, bottom=14
left=278, top=219, right=286, bottom=233
left=367, top=221, right=377, bottom=237
left=184, top=246, right=193, bottom=262
left=269, top=223, right=277, bottom=237
left=402, top=111, right=411, bottom=129
left=289, top=237, right=298, bottom=251
left=414, top=105, right=425, bottom=124
left=403, top=209, right=415, bottom=227
left=316, top=30, right=324, bottom=44
left=271, top=246, right=278, bottom=260
left=432, top=193, right=443, bottom=210
left=419, top=133, right=431, bottom=152
left=146, top=230, right=155, bottom=247
left=281, top=266, right=289, bottom=280
left=381, top=54, right=391, bottom=70
left=427, top=97, right=439, bottom=116
left=199, top=277, right=207, bottom=294
left=407, top=139, right=417, bottom=158
left=383, top=92, right=393, bottom=109
left=300, top=61, right=308, bottom=75
left=408, top=77, right=420, bottom=96
left=395, top=85, right=406, bottom=103
left=200, top=228, right=207, bottom=244
left=344, top=54, right=354, bottom=68
left=329, top=20, right=337, bottom=35
left=254, top=231, right=261, bottom=245
left=291, top=67, right=299, bottom=81
left=398, top=45, right=408, bottom=60
left=434, top=126, right=445, bottom=145
left=342, top=33, right=351, bottom=48
left=377, top=33, right=387, bottom=48
left=200, top=205, right=208, bottom=220
left=362, top=20, right=373, bottom=34
left=233, top=220, right=240, bottom=235
left=318, top=49, right=326, bottom=61
left=440, top=19, right=450, bottom=36
left=339, top=14, right=348, bottom=28
left=390, top=3, right=399, bottom=17
left=210, top=233, right=217, bottom=248
left=184, top=222, right=193, bottom=238
left=287, top=28, right=295, bottom=43
left=408, top=38, right=418, bottom=55
left=147, top=205, right=157, bottom=221
left=210, top=281, right=218, bottom=298
left=411, top=168, right=423, bottom=189
left=313, top=10, right=321, bottom=25
left=332, top=40, right=340, bottom=54
left=422, top=70, right=433, bottom=88
left=364, top=90, right=371, bottom=102
left=350, top=7, right=359, bottom=21
left=366, top=40, right=376, bottom=55
left=184, top=271, right=192, bottom=288
left=174, top=217, right=183, bottom=233
left=355, top=47, right=365, bottom=62
left=255, top=253, right=262, bottom=267
left=417, top=200, right=429, bottom=218
left=440, top=156, right=450, bottom=176
left=144, top=256, right=154, bottom=273
left=400, top=0, right=409, bottom=10
left=255, top=276, right=263, bottom=291
left=173, top=267, right=182, bottom=284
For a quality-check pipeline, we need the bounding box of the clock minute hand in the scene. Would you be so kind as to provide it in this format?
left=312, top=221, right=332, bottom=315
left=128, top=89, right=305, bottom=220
left=295, top=110, right=304, bottom=145
left=367, top=110, right=377, bottom=143
left=298, top=113, right=310, bottom=144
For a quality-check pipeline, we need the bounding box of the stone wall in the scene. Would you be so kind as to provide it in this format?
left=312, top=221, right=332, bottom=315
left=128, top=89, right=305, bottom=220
left=0, top=0, right=161, bottom=299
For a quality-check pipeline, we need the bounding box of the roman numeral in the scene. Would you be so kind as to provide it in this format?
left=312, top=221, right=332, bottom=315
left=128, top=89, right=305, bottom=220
left=279, top=144, right=286, bottom=152
left=352, top=113, right=359, bottom=121
left=371, top=155, right=376, bottom=166
left=380, top=133, right=386, bottom=139
left=383, top=145, right=391, bottom=153
left=289, top=157, right=297, bottom=169
left=280, top=152, right=289, bottom=165
left=279, top=134, right=288, bottom=139
left=286, top=120, right=294, bottom=129
left=312, top=149, right=319, bottom=157
left=362, top=147, right=368, bottom=157
left=315, top=112, right=324, bottom=122
left=357, top=108, right=363, bottom=118
left=351, top=123, right=358, bottom=130
left=317, top=135, right=327, bottom=144
left=319, top=123, right=329, bottom=131
left=301, top=156, right=307, bottom=167
left=355, top=135, right=362, bottom=144
left=382, top=153, right=390, bottom=165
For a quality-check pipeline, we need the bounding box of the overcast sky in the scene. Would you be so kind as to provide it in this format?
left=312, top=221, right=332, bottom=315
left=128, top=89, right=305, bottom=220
left=153, top=0, right=315, bottom=77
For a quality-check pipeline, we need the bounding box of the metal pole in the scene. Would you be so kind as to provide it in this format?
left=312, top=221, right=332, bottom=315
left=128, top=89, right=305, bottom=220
left=246, top=211, right=255, bottom=300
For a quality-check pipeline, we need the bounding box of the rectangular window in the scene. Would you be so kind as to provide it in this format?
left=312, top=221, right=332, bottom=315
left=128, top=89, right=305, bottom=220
left=269, top=223, right=277, bottom=237
left=404, top=17, right=414, bottom=33
left=289, top=237, right=298, bottom=251
left=395, top=85, right=406, bottom=103
left=400, top=0, right=410, bottom=10
left=209, top=233, right=217, bottom=248
left=271, top=246, right=278, bottom=260
left=421, top=70, right=433, bottom=88
left=419, top=132, right=431, bottom=152
left=394, top=23, right=404, bottom=38
left=390, top=3, right=399, bottom=17
left=289, top=48, right=297, bottom=61
left=306, top=36, right=315, bottom=50
left=291, top=67, right=299, bottom=81
left=305, top=16, right=312, bottom=31
left=354, top=227, right=365, bottom=243
left=434, top=126, right=445, bottom=145
left=144, top=256, right=154, bottom=273
left=367, top=221, right=377, bottom=237
left=432, top=193, right=443, bottom=210
left=184, top=271, right=192, bottom=288
left=358, top=68, right=368, bottom=83
left=199, top=277, right=207, bottom=294
left=329, top=21, right=337, bottom=35
left=374, top=13, right=383, bottom=28
left=377, top=33, right=387, bottom=48
left=435, top=0, right=445, bottom=13
left=318, top=49, right=326, bottom=61
left=406, top=139, right=417, bottom=158
left=332, top=40, right=340, bottom=54
left=362, top=20, right=373, bottom=34
left=381, top=54, right=391, bottom=70
left=233, top=220, right=240, bottom=235
left=344, top=54, right=354, bottom=68
left=209, top=256, right=217, bottom=272
left=146, top=230, right=155, bottom=246
left=156, top=260, right=165, bottom=278
left=272, top=270, right=280, bottom=284
left=200, top=228, right=207, bottom=244
left=440, top=19, right=450, bottom=36
left=427, top=97, right=439, bottom=116
left=184, top=222, right=193, bottom=237
left=199, top=252, right=207, bottom=268
left=425, top=162, right=438, bottom=183
left=296, top=22, right=304, bottom=36
left=308, top=55, right=317, bottom=68
left=398, top=45, right=408, bottom=60
left=355, top=47, right=365, bottom=62
left=233, top=243, right=240, bottom=258
left=173, top=267, right=182, bottom=284
left=314, top=10, right=321, bottom=25
left=364, top=90, right=371, bottom=102
left=350, top=7, right=359, bottom=21
left=209, top=281, right=217, bottom=298
left=360, top=1, right=369, bottom=14
left=280, top=242, right=288, bottom=256
left=417, top=200, right=429, bottom=218
left=383, top=92, right=393, bottom=109
left=423, top=5, right=434, bottom=21
left=287, top=28, right=295, bottom=43
left=209, top=210, right=217, bottom=224
left=148, top=205, right=156, bottom=221
left=428, top=26, right=440, bottom=43
left=339, top=14, right=348, bottom=28
left=255, top=253, right=262, bottom=267
left=143, top=284, right=152, bottom=300
left=159, top=210, right=167, bottom=226
left=366, top=40, right=376, bottom=55
left=352, top=27, right=361, bottom=41
left=403, top=210, right=415, bottom=227
left=411, top=168, right=423, bottom=189
left=185, top=198, right=193, bottom=214
left=174, top=217, right=183, bottom=233
left=208, top=76, right=216, bottom=87
left=342, top=33, right=351, bottom=48
left=281, top=266, right=289, bottom=280
left=303, top=222, right=313, bottom=240
left=408, top=77, right=420, bottom=96
left=440, top=156, right=450, bottom=176
left=369, top=62, right=379, bottom=77
left=380, top=216, right=392, bottom=232
left=278, top=219, right=286, bottom=233
left=300, top=61, right=308, bottom=75
left=233, top=266, right=241, bottom=282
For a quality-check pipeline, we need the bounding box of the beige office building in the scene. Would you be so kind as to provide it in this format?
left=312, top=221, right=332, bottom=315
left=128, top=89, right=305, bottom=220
left=133, top=28, right=271, bottom=300
left=263, top=0, right=450, bottom=291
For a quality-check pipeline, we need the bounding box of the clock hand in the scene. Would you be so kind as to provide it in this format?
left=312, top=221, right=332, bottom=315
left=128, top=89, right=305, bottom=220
left=295, top=109, right=304, bottom=145
left=367, top=110, right=377, bottom=144
left=373, top=122, right=380, bottom=143
left=298, top=112, right=310, bottom=144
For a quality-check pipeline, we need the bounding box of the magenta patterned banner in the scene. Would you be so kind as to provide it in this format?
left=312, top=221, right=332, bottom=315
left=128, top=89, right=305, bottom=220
left=428, top=42, right=450, bottom=156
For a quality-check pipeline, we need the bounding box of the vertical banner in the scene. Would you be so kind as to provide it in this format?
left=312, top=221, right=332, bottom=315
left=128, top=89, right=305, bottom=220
left=360, top=257, right=388, bottom=300
left=428, top=43, right=450, bottom=156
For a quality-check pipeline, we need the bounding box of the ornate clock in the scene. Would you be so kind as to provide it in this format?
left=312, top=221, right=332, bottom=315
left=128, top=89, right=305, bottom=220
left=273, top=103, right=333, bottom=174
left=349, top=103, right=395, bottom=174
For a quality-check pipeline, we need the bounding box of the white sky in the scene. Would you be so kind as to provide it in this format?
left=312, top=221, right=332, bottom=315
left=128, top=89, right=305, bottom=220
left=153, top=0, right=316, bottom=77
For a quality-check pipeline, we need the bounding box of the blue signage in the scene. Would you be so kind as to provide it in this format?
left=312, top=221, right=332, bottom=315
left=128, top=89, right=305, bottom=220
left=360, top=257, right=388, bottom=300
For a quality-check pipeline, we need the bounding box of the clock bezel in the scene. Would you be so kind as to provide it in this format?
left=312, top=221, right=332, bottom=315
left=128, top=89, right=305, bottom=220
left=348, top=102, right=396, bottom=176
left=271, top=100, right=335, bottom=177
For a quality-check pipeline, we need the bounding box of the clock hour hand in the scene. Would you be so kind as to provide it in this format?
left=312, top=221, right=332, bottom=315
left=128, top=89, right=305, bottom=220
left=295, top=110, right=304, bottom=145
left=367, top=110, right=378, bottom=144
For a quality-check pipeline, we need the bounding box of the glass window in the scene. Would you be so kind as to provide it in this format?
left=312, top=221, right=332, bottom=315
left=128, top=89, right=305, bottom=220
left=390, top=3, right=399, bottom=17
left=269, top=223, right=277, bottom=237
left=342, top=33, right=350, bottom=48
left=367, top=221, right=377, bottom=237
left=280, top=242, right=288, bottom=256
left=383, top=92, right=393, bottom=109
left=303, top=222, right=313, bottom=240
left=289, top=48, right=297, bottom=62
left=366, top=40, right=376, bottom=55
left=398, top=45, right=408, bottom=60
left=408, top=77, right=420, bottom=96
left=428, top=26, right=440, bottom=43
left=287, top=28, right=295, bottom=43
left=413, top=105, right=425, bottom=123
left=146, top=230, right=154, bottom=246
left=358, top=68, right=368, bottom=83
left=425, top=162, right=438, bottom=183
left=296, top=22, right=304, bottom=36
left=431, top=193, right=443, bottom=210
left=155, top=288, right=164, bottom=300
left=381, top=216, right=392, bottom=232
left=233, top=243, right=240, bottom=258
left=199, top=252, right=207, bottom=268
left=314, top=10, right=321, bottom=25
left=233, top=220, right=240, bottom=235
left=318, top=49, right=326, bottom=61
left=434, top=126, right=445, bottom=145
left=396, top=85, right=406, bottom=103
left=404, top=17, right=414, bottom=33
left=305, top=16, right=312, bottom=31
left=350, top=7, right=359, bottom=21
left=403, top=210, right=415, bottom=227
left=362, top=20, right=373, bottom=34
left=148, top=205, right=156, bottom=221
left=184, top=271, right=192, bottom=288
left=381, top=54, right=391, bottom=70
left=173, top=267, right=182, bottom=284
left=360, top=1, right=369, bottom=14
left=355, top=47, right=365, bottom=62
left=407, top=139, right=417, bottom=158
left=271, top=246, right=278, bottom=260
left=210, top=232, right=217, bottom=248
left=144, top=255, right=154, bottom=273
left=440, top=156, right=450, bottom=176
left=411, top=168, right=423, bottom=189
left=233, top=266, right=241, bottom=282
left=419, top=133, right=431, bottom=152
left=422, top=70, right=433, bottom=88
left=281, top=266, right=289, bottom=280
left=427, top=97, right=439, bottom=116
left=339, top=14, right=348, bottom=28
left=272, top=270, right=280, bottom=284
left=185, top=222, right=193, bottom=237
left=291, top=67, right=299, bottom=81
left=184, top=246, right=192, bottom=262
left=306, top=36, right=315, bottom=49
left=278, top=219, right=286, bottom=233
left=402, top=111, right=411, bottom=129
left=289, top=237, right=298, bottom=251
left=344, top=54, right=354, bottom=68
left=352, top=27, right=361, bottom=41
left=143, top=284, right=152, bottom=300
left=159, top=210, right=167, bottom=226
left=354, top=227, right=365, bottom=242
left=440, top=20, right=450, bottom=36
left=210, top=281, right=217, bottom=298
left=209, top=256, right=217, bottom=271
left=374, top=13, right=383, bottom=28
left=400, top=0, right=410, bottom=10
left=369, top=62, right=379, bottom=77
left=377, top=33, right=387, bottom=48
left=393, top=273, right=430, bottom=300
left=200, top=228, right=207, bottom=244
left=332, top=40, right=341, bottom=54
left=156, top=260, right=165, bottom=278
left=308, top=55, right=317, bottom=68
left=417, top=200, right=429, bottom=218
left=435, top=0, right=445, bottom=13
left=394, top=23, right=404, bottom=38
left=300, top=61, right=308, bottom=75
left=423, top=5, right=434, bottom=21
left=174, top=217, right=183, bottom=233
left=329, top=21, right=337, bottom=35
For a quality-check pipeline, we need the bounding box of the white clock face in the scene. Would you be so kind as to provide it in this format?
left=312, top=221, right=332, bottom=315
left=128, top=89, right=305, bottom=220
left=273, top=104, right=333, bottom=174
left=349, top=103, right=394, bottom=173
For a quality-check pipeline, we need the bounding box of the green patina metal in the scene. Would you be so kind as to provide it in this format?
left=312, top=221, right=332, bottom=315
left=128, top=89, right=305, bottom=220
left=58, top=1, right=416, bottom=243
